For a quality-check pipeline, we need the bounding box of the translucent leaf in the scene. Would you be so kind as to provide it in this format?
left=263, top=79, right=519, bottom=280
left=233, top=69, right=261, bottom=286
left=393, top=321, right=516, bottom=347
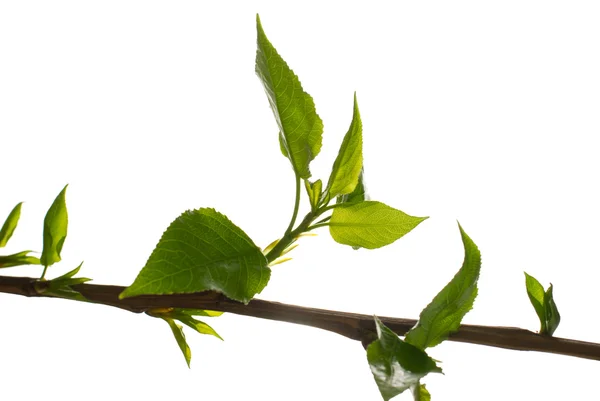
left=329, top=201, right=427, bottom=249
left=174, top=313, right=223, bottom=341
left=405, top=224, right=481, bottom=349
left=0, top=202, right=23, bottom=247
left=120, top=208, right=270, bottom=304
left=524, top=272, right=547, bottom=334
left=164, top=318, right=192, bottom=368
left=255, top=14, right=323, bottom=178
left=337, top=168, right=369, bottom=205
left=40, top=185, right=69, bottom=267
left=0, top=250, right=40, bottom=268
left=367, top=317, right=441, bottom=401
left=304, top=179, right=322, bottom=212
left=325, top=93, right=363, bottom=198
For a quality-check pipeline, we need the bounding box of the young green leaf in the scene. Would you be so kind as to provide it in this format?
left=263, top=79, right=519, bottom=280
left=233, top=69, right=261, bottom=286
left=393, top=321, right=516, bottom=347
left=336, top=167, right=369, bottom=205
left=367, top=316, right=441, bottom=401
left=0, top=202, right=23, bottom=247
left=120, top=208, right=270, bottom=304
left=304, top=179, right=322, bottom=212
left=411, top=383, right=431, bottom=401
left=0, top=250, right=40, bottom=268
left=174, top=313, right=223, bottom=341
left=35, top=262, right=91, bottom=301
left=164, top=318, right=192, bottom=368
left=329, top=201, right=427, bottom=250
left=544, top=284, right=560, bottom=336
left=524, top=272, right=547, bottom=334
left=255, top=14, right=323, bottom=179
left=405, top=224, right=481, bottom=350
left=40, top=185, right=69, bottom=268
left=525, top=272, right=561, bottom=335
left=325, top=93, right=363, bottom=198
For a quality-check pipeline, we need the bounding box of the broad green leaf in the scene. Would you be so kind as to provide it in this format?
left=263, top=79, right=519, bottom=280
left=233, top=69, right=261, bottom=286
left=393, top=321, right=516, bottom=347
left=255, top=14, right=323, bottom=179
left=174, top=313, right=223, bottom=341
left=367, top=317, right=441, bottom=401
left=405, top=224, right=481, bottom=350
left=544, top=284, right=560, bottom=336
left=336, top=167, right=369, bottom=205
left=0, top=250, right=40, bottom=268
left=411, top=383, right=431, bottom=401
left=304, top=179, right=322, bottom=212
left=164, top=318, right=192, bottom=368
left=40, top=185, right=69, bottom=267
left=0, top=202, right=23, bottom=247
left=524, top=272, right=547, bottom=334
left=329, top=201, right=427, bottom=250
left=325, top=93, right=363, bottom=198
left=120, top=208, right=270, bottom=304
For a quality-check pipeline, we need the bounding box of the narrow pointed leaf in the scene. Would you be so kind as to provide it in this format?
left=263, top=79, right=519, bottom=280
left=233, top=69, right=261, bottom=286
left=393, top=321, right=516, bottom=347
left=164, top=318, right=191, bottom=368
left=367, top=317, right=441, bottom=401
left=405, top=224, right=481, bottom=350
left=337, top=167, right=369, bottom=205
left=40, top=185, right=69, bottom=267
left=255, top=15, right=323, bottom=178
left=544, top=284, right=561, bottom=335
left=524, top=272, right=547, bottom=334
left=0, top=202, right=23, bottom=247
left=175, top=314, right=223, bottom=341
left=411, top=383, right=431, bottom=401
left=325, top=93, right=363, bottom=198
left=178, top=309, right=224, bottom=318
left=0, top=250, right=40, bottom=268
left=329, top=201, right=427, bottom=250
left=120, top=208, right=270, bottom=304
left=304, top=179, right=322, bottom=212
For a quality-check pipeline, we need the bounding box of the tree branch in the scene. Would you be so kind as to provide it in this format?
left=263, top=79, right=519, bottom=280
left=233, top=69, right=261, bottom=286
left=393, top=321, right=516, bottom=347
left=1, top=274, right=598, bottom=361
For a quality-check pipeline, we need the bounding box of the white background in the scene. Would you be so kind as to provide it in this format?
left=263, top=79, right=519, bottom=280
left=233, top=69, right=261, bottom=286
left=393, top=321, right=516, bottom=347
left=1, top=1, right=599, bottom=400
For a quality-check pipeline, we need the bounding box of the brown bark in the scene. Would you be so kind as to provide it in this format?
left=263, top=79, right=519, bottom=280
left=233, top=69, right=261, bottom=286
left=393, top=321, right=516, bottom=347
left=1, top=274, right=598, bottom=361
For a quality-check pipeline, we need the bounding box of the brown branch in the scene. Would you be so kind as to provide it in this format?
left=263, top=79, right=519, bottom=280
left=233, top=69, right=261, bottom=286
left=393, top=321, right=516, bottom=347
left=1, top=274, right=599, bottom=361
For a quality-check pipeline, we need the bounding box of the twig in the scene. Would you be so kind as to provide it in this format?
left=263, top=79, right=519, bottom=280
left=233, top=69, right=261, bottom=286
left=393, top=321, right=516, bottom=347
left=0, top=274, right=598, bottom=361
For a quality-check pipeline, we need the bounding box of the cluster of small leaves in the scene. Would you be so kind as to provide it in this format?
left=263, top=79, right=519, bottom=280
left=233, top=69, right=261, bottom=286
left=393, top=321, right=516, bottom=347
left=524, top=272, right=561, bottom=336
left=0, top=185, right=90, bottom=296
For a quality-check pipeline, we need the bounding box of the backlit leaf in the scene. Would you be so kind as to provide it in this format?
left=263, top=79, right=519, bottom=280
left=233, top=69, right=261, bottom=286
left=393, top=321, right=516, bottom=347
left=304, top=179, right=322, bottom=212
left=325, top=93, right=363, bottom=198
left=255, top=14, right=323, bottom=178
left=164, top=318, right=192, bottom=368
left=0, top=202, right=23, bottom=247
left=40, top=185, right=68, bottom=267
left=405, top=224, right=481, bottom=349
left=120, top=208, right=270, bottom=304
left=0, top=250, right=40, bottom=268
left=367, top=317, right=441, bottom=401
left=336, top=167, right=369, bottom=205
left=544, top=284, right=560, bottom=336
left=329, top=201, right=427, bottom=249
left=411, top=383, right=431, bottom=401
left=524, top=272, right=547, bottom=334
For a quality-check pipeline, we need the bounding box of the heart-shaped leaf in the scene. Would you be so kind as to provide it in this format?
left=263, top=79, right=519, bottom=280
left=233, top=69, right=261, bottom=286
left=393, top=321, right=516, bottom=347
left=120, top=208, right=270, bottom=304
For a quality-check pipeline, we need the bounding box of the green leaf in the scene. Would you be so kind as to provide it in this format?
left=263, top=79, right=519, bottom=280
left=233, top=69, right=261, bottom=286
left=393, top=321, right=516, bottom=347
left=164, top=318, right=192, bottom=368
left=255, top=14, right=324, bottom=179
left=120, top=208, right=270, bottom=304
left=325, top=93, right=363, bottom=198
left=37, top=262, right=90, bottom=301
left=544, top=284, right=560, bottom=336
left=304, top=179, right=322, bottom=212
left=40, top=185, right=69, bottom=267
left=411, top=383, right=431, bottom=401
left=337, top=167, right=369, bottom=205
left=405, top=224, right=481, bottom=350
left=173, top=313, right=223, bottom=341
left=329, top=201, right=427, bottom=250
left=0, top=202, right=23, bottom=247
left=177, top=309, right=224, bottom=318
left=0, top=250, right=40, bottom=268
left=367, top=316, right=441, bottom=401
left=524, top=272, right=547, bottom=334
